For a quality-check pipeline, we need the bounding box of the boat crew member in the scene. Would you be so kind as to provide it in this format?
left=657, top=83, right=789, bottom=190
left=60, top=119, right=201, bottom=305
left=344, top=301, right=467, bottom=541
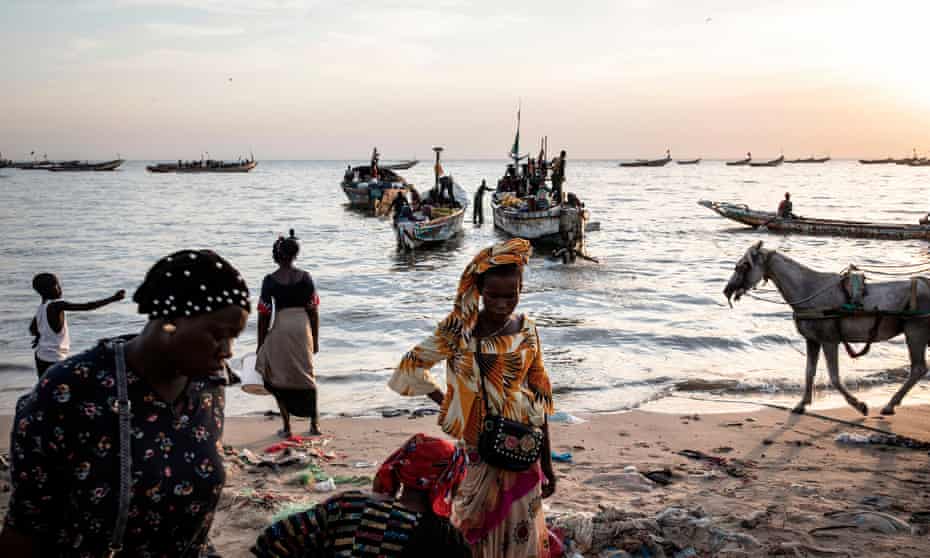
left=29, top=273, right=125, bottom=377
left=551, top=149, right=567, bottom=204
left=439, top=175, right=456, bottom=206
left=371, top=147, right=380, bottom=180
left=777, top=192, right=796, bottom=219
left=473, top=179, right=490, bottom=225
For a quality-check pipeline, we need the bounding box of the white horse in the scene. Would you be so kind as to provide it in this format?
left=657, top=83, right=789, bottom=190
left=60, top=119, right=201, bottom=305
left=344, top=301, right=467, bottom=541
left=724, top=241, right=930, bottom=415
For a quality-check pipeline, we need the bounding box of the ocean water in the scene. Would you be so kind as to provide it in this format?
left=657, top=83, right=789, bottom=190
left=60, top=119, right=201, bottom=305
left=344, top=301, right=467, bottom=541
left=2, top=159, right=930, bottom=417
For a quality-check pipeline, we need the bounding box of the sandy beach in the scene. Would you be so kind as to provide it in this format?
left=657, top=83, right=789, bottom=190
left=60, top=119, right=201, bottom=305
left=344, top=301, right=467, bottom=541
left=3, top=400, right=929, bottom=557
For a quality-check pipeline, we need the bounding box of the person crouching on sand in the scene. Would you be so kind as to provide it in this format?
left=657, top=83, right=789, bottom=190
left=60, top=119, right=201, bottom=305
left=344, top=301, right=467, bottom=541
left=256, top=230, right=322, bottom=437
left=1, top=250, right=250, bottom=556
left=388, top=238, right=556, bottom=558
left=29, top=272, right=125, bottom=377
left=251, top=433, right=471, bottom=557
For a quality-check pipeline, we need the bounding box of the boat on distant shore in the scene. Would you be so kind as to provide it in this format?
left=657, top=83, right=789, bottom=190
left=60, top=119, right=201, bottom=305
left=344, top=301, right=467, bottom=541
left=748, top=155, right=784, bottom=167
left=726, top=153, right=752, bottom=166
left=620, top=150, right=672, bottom=167
left=48, top=159, right=125, bottom=172
left=147, top=156, right=257, bottom=173
left=677, top=158, right=701, bottom=165
left=392, top=147, right=467, bottom=251
left=699, top=200, right=930, bottom=240
left=858, top=158, right=894, bottom=165
left=786, top=156, right=830, bottom=164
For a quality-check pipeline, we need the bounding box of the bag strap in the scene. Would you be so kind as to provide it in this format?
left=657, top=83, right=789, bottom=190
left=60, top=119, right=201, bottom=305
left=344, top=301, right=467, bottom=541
left=474, top=334, right=493, bottom=418
left=108, top=340, right=132, bottom=557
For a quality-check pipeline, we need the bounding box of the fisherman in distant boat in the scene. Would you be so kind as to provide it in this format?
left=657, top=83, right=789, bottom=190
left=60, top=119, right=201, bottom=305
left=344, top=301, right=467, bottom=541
left=551, top=150, right=567, bottom=204
left=777, top=192, right=796, bottom=219
left=370, top=147, right=380, bottom=180
left=473, top=179, right=490, bottom=225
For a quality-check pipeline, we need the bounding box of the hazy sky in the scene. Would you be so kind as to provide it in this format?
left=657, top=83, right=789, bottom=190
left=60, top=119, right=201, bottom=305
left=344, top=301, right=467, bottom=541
left=2, top=0, right=929, bottom=160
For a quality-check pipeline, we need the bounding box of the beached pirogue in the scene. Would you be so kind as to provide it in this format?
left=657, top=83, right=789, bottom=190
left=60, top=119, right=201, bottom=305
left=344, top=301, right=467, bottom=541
left=491, top=119, right=592, bottom=263
left=699, top=200, right=930, bottom=240
left=147, top=156, right=257, bottom=173
left=391, top=147, right=468, bottom=250
left=341, top=153, right=416, bottom=209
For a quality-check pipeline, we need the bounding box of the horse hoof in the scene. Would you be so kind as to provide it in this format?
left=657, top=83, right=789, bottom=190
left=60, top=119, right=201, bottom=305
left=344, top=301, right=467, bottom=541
left=791, top=405, right=806, bottom=415
left=855, top=402, right=869, bottom=416
left=881, top=406, right=896, bottom=416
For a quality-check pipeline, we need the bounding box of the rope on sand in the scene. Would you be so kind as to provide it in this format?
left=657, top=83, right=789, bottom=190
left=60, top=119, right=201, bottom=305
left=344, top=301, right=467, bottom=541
left=668, top=394, right=930, bottom=449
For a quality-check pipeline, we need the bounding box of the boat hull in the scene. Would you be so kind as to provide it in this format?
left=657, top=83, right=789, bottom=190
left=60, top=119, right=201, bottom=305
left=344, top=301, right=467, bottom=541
left=677, top=159, right=701, bottom=165
left=146, top=161, right=257, bottom=173
left=619, top=158, right=671, bottom=168
left=341, top=182, right=406, bottom=208
left=699, top=200, right=930, bottom=240
left=48, top=159, right=125, bottom=172
left=394, top=208, right=466, bottom=250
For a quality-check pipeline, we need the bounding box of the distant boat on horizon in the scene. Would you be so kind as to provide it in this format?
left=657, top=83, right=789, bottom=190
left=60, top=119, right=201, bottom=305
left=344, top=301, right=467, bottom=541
left=147, top=155, right=257, bottom=173
left=620, top=149, right=672, bottom=167
left=785, top=156, right=830, bottom=164
left=676, top=158, right=701, bottom=165
left=748, top=154, right=785, bottom=167
left=858, top=157, right=894, bottom=165
left=726, top=152, right=752, bottom=166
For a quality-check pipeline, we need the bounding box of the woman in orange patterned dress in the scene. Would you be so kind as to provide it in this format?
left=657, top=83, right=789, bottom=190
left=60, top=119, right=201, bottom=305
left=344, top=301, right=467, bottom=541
left=388, top=238, right=555, bottom=558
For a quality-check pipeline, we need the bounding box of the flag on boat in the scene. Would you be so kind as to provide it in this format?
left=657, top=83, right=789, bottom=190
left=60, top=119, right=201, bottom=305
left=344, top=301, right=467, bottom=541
left=509, top=107, right=520, bottom=160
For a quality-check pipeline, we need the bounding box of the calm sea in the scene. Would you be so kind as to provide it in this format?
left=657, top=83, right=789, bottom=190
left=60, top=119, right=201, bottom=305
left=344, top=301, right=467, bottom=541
left=2, top=159, right=930, bottom=416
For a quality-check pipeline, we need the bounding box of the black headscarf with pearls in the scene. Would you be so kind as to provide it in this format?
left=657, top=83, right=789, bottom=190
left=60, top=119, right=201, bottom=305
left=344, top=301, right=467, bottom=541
left=134, top=250, right=251, bottom=321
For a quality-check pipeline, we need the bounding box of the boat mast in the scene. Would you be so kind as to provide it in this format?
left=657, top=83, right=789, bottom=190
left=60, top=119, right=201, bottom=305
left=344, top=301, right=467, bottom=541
left=510, top=103, right=521, bottom=171
left=433, top=146, right=443, bottom=189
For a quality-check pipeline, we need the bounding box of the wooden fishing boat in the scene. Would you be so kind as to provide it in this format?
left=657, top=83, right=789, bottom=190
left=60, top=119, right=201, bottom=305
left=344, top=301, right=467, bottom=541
left=677, top=158, right=701, bottom=165
left=894, top=157, right=921, bottom=165
left=492, top=110, right=593, bottom=263
left=748, top=155, right=784, bottom=167
left=147, top=158, right=257, bottom=173
left=786, top=156, right=830, bottom=163
left=858, top=158, right=894, bottom=165
left=15, top=160, right=59, bottom=169
left=908, top=159, right=930, bottom=167
left=48, top=159, right=125, bottom=172
left=341, top=165, right=410, bottom=209
left=726, top=155, right=752, bottom=166
left=393, top=148, right=467, bottom=250
left=619, top=151, right=672, bottom=167
left=699, top=200, right=930, bottom=240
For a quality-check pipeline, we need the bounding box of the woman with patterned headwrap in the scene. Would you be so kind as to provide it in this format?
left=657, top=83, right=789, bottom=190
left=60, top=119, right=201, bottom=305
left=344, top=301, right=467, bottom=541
left=388, top=239, right=556, bottom=558
left=251, top=433, right=471, bottom=557
left=1, top=250, right=250, bottom=557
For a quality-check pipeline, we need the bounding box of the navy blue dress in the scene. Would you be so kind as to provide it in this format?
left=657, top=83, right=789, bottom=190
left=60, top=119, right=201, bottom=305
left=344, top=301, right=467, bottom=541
left=4, top=339, right=227, bottom=557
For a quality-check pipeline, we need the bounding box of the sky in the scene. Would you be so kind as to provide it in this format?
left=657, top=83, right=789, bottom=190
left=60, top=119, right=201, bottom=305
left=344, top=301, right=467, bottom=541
left=1, top=0, right=929, bottom=160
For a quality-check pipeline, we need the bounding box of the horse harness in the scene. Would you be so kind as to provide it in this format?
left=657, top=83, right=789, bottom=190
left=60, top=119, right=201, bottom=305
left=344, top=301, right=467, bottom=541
left=790, top=269, right=930, bottom=359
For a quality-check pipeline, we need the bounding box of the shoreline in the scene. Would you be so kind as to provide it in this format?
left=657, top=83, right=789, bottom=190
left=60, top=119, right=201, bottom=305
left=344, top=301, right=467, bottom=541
left=3, top=403, right=930, bottom=556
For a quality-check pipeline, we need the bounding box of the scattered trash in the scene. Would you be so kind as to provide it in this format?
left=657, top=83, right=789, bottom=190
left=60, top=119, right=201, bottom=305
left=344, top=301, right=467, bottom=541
left=381, top=409, right=410, bottom=418
left=859, top=495, right=892, bottom=510
left=551, top=451, right=573, bottom=463
left=585, top=467, right=656, bottom=492
left=550, top=411, right=588, bottom=424
left=819, top=510, right=912, bottom=535
left=676, top=449, right=755, bottom=478
left=351, top=461, right=377, bottom=468
left=739, top=510, right=769, bottom=529
left=313, top=478, right=337, bottom=493
left=834, top=431, right=930, bottom=450
left=713, top=446, right=734, bottom=454
left=643, top=468, right=673, bottom=486
left=409, top=407, right=439, bottom=418
left=774, top=542, right=851, bottom=557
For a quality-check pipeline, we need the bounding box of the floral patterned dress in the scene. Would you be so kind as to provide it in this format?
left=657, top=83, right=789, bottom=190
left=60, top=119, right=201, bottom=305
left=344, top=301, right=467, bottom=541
left=389, top=316, right=554, bottom=558
left=4, top=339, right=227, bottom=557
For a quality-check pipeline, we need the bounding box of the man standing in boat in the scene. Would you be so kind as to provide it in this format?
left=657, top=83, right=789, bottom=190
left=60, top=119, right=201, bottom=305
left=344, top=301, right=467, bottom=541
left=473, top=179, right=490, bottom=225
left=777, top=192, right=796, bottom=219
left=551, top=150, right=567, bottom=204
left=370, top=147, right=380, bottom=180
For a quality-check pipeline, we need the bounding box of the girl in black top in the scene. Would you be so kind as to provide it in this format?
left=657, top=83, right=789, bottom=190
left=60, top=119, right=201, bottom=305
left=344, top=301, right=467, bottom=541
left=256, top=230, right=322, bottom=437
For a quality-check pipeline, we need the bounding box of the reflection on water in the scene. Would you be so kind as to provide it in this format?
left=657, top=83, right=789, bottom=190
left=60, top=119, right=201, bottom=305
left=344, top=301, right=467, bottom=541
left=2, top=160, right=930, bottom=415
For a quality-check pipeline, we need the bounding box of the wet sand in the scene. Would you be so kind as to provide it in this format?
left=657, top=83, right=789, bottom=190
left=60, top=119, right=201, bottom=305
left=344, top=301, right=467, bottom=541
left=2, top=404, right=930, bottom=556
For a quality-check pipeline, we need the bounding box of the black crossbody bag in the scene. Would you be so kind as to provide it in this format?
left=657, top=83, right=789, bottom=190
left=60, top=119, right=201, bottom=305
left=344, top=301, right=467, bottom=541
left=475, top=331, right=544, bottom=472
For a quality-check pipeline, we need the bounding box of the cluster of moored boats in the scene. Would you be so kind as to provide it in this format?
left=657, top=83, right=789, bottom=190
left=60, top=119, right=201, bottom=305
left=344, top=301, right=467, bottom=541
left=340, top=117, right=594, bottom=262
left=0, top=154, right=258, bottom=173
left=618, top=149, right=930, bottom=168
